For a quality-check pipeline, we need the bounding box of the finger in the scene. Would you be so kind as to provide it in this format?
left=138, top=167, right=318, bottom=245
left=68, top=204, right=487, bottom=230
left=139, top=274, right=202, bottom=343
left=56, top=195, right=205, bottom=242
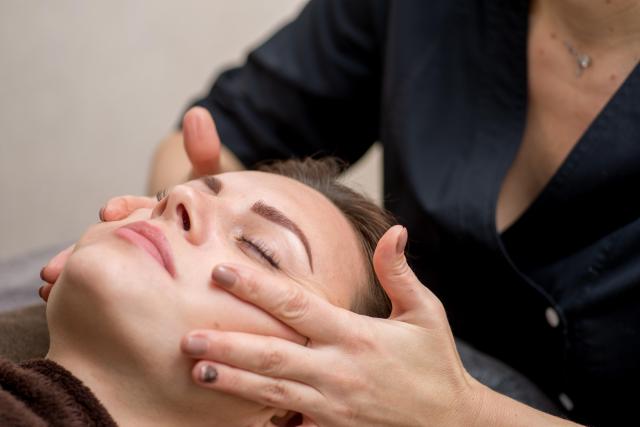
left=181, top=331, right=317, bottom=383
left=372, top=226, right=443, bottom=323
left=182, top=106, right=221, bottom=177
left=41, top=244, right=75, bottom=284
left=211, top=264, right=356, bottom=342
left=191, top=360, right=324, bottom=417
left=39, top=282, right=53, bottom=302
left=101, top=195, right=156, bottom=221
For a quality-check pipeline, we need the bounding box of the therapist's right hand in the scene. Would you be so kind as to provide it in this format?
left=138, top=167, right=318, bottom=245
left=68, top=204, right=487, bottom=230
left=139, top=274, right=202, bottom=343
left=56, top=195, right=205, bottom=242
left=149, top=106, right=243, bottom=195
left=183, top=106, right=225, bottom=180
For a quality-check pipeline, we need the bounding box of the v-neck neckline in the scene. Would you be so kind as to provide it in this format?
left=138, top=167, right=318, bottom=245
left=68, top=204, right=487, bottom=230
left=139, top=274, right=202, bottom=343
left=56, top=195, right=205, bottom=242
left=491, top=1, right=640, bottom=241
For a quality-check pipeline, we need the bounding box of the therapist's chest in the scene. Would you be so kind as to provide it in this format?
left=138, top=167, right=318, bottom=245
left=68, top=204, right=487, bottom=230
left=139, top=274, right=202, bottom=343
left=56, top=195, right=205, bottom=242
left=496, top=15, right=639, bottom=233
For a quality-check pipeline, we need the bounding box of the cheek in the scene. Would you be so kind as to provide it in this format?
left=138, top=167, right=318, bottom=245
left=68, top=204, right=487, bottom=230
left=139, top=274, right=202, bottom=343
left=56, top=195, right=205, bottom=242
left=54, top=239, right=174, bottom=319
left=180, top=287, right=306, bottom=345
left=48, top=240, right=185, bottom=358
left=174, top=243, right=305, bottom=343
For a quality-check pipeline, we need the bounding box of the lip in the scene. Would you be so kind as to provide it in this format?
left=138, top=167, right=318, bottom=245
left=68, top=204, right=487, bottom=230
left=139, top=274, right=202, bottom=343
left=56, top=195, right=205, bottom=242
left=115, top=221, right=176, bottom=277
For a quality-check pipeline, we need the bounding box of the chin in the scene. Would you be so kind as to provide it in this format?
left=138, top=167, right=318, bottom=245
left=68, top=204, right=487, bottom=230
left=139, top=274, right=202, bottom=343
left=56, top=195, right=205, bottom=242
left=47, top=235, right=186, bottom=370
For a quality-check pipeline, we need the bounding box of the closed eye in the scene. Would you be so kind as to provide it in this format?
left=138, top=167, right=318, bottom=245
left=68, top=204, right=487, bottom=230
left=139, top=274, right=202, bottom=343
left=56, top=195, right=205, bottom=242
left=238, top=236, right=280, bottom=269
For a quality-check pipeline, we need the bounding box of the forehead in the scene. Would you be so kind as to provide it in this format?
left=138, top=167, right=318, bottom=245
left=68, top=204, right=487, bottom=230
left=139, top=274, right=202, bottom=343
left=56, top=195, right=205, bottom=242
left=212, top=171, right=366, bottom=306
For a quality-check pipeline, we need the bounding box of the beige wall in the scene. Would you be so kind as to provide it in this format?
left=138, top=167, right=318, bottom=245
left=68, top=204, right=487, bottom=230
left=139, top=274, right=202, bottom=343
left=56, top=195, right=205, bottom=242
left=0, top=0, right=382, bottom=260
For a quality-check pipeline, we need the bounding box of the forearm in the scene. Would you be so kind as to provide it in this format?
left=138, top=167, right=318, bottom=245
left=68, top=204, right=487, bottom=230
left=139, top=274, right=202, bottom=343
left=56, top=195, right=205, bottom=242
left=471, top=381, right=583, bottom=427
left=147, top=131, right=244, bottom=196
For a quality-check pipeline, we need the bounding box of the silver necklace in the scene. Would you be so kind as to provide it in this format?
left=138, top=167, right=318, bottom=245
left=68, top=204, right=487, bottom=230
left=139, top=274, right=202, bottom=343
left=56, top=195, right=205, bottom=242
left=564, top=41, right=592, bottom=77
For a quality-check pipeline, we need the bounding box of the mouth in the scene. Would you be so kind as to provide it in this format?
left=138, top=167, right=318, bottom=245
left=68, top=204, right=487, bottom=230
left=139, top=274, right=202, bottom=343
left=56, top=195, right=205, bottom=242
left=115, top=221, right=176, bottom=277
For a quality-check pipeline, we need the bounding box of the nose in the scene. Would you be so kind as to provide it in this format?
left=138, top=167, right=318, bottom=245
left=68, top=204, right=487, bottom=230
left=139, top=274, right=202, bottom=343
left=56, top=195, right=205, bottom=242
left=151, top=185, right=205, bottom=245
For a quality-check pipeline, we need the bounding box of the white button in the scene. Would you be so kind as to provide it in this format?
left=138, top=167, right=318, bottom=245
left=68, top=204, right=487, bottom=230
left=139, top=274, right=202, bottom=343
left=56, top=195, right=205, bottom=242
left=545, top=307, right=560, bottom=328
left=558, top=393, right=574, bottom=411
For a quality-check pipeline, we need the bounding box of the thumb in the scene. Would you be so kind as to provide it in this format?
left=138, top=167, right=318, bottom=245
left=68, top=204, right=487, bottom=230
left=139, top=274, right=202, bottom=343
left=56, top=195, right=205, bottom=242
left=373, top=226, right=439, bottom=322
left=183, top=106, right=221, bottom=177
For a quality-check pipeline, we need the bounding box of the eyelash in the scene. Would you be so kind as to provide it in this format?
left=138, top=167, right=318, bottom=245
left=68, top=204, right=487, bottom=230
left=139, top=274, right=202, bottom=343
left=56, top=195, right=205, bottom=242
left=238, top=236, right=280, bottom=269
left=156, top=188, right=168, bottom=201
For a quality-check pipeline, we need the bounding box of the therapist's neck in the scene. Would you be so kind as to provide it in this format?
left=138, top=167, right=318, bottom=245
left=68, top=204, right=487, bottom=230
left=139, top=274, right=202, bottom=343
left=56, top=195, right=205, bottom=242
left=533, top=0, right=640, bottom=49
left=46, top=346, right=278, bottom=427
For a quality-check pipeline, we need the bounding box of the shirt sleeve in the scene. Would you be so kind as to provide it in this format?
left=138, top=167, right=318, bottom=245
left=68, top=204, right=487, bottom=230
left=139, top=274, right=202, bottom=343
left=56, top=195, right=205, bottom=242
left=187, top=0, right=388, bottom=167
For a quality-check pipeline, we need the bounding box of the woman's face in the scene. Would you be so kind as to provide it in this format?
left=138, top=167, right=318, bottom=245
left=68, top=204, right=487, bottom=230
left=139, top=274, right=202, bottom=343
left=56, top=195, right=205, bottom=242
left=47, top=171, right=366, bottom=397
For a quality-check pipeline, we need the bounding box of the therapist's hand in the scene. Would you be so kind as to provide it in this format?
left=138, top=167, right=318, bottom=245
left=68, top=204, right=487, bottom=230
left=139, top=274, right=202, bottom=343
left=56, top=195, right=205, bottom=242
left=181, top=226, right=484, bottom=426
left=149, top=106, right=244, bottom=195
left=182, top=106, right=226, bottom=180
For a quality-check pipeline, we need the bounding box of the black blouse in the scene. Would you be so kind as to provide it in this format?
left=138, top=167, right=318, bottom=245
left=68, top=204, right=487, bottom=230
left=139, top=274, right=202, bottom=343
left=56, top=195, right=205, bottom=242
left=190, top=1, right=640, bottom=425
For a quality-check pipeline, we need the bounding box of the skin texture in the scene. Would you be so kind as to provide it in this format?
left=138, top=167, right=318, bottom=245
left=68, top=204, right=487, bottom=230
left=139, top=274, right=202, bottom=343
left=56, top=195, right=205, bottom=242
left=45, top=171, right=366, bottom=427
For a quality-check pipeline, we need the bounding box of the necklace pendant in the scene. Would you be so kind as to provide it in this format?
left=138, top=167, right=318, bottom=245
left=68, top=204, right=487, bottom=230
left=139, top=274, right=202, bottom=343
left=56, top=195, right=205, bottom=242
left=575, top=53, right=592, bottom=77
left=577, top=54, right=592, bottom=69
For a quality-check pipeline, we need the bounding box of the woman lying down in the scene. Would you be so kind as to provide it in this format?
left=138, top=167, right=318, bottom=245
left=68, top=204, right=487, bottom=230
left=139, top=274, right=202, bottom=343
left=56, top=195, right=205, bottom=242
left=0, top=158, right=395, bottom=426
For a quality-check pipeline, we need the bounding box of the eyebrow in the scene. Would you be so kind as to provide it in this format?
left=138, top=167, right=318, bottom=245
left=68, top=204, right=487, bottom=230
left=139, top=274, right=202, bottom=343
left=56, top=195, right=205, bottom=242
left=199, top=176, right=314, bottom=272
left=251, top=200, right=314, bottom=272
left=200, top=176, right=222, bottom=194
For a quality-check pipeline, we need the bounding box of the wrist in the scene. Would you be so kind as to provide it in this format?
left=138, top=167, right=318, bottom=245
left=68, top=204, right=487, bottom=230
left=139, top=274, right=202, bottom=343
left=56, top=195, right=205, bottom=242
left=459, top=374, right=492, bottom=427
left=461, top=376, right=583, bottom=427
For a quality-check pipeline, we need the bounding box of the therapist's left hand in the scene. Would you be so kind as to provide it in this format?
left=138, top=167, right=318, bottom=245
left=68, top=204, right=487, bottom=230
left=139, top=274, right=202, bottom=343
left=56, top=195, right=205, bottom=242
left=181, top=226, right=485, bottom=426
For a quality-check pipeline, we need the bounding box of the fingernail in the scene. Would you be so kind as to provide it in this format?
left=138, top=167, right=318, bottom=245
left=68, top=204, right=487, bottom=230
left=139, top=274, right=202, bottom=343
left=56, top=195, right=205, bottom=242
left=200, top=364, right=218, bottom=383
left=98, top=207, right=105, bottom=222
left=184, top=335, right=208, bottom=355
left=396, top=227, right=408, bottom=255
left=39, top=267, right=46, bottom=281
left=38, top=285, right=44, bottom=300
left=212, top=266, right=236, bottom=288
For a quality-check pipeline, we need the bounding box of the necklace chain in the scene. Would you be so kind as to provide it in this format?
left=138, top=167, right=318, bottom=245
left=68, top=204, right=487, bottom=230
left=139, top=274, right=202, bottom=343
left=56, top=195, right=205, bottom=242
left=563, top=41, right=592, bottom=77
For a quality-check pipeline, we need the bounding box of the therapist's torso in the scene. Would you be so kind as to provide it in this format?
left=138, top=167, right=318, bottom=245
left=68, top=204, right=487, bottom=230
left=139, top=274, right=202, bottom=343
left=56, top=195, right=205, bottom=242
left=379, top=2, right=640, bottom=425
left=194, top=1, right=640, bottom=424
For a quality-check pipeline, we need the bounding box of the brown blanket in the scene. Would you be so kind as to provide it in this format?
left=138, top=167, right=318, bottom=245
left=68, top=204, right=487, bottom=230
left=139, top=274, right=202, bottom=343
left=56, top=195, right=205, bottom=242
left=0, top=304, right=49, bottom=363
left=0, top=357, right=116, bottom=427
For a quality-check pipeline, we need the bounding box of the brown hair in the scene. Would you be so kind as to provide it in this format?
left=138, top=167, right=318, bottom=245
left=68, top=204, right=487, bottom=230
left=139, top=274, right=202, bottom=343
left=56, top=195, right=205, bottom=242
left=258, top=157, right=394, bottom=318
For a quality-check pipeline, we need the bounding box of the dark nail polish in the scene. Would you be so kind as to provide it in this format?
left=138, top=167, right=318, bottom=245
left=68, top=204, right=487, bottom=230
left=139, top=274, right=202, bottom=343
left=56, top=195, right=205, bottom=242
left=200, top=365, right=218, bottom=383
left=184, top=336, right=208, bottom=355
left=39, top=267, right=46, bottom=281
left=212, top=266, right=236, bottom=288
left=396, top=227, right=408, bottom=255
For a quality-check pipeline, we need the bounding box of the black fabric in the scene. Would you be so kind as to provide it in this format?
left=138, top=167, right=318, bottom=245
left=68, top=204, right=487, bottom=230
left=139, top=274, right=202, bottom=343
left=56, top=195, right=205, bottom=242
left=455, top=339, right=564, bottom=418
left=188, top=1, right=640, bottom=425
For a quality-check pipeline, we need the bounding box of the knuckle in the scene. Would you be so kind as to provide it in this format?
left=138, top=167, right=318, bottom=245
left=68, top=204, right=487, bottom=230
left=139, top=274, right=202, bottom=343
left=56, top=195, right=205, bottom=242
left=214, top=339, right=233, bottom=360
left=335, top=402, right=359, bottom=421
left=244, top=273, right=262, bottom=299
left=224, top=370, right=242, bottom=391
left=279, top=287, right=310, bottom=322
left=384, top=256, right=413, bottom=282
left=259, top=342, right=285, bottom=374
left=259, top=379, right=289, bottom=406
left=393, top=258, right=413, bottom=277
left=348, top=325, right=377, bottom=354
